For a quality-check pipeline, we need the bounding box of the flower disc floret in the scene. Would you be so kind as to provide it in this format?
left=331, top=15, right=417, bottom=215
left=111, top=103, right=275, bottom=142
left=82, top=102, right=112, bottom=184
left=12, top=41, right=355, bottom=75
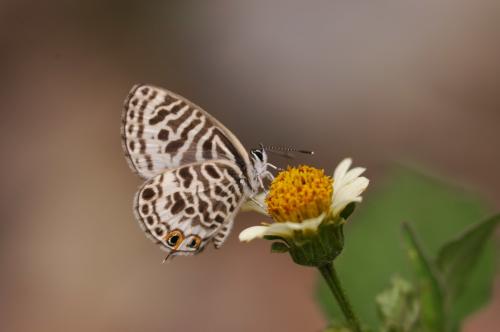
left=266, top=165, right=333, bottom=223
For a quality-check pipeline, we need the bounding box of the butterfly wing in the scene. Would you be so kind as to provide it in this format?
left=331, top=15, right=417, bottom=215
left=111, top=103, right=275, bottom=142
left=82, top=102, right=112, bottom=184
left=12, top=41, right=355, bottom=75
left=134, top=159, right=248, bottom=255
left=122, top=84, right=251, bottom=179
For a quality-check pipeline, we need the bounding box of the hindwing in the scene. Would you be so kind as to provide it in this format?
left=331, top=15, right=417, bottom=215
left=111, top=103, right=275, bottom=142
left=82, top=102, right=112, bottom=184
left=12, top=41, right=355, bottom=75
left=122, top=84, right=250, bottom=179
left=134, top=160, right=247, bottom=255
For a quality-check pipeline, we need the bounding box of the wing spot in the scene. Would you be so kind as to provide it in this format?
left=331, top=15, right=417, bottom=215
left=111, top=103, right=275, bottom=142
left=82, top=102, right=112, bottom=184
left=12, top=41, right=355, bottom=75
left=149, top=90, right=157, bottom=100
left=146, top=216, right=155, bottom=226
left=202, top=138, right=212, bottom=157
left=145, top=155, right=153, bottom=171
left=179, top=167, right=193, bottom=188
left=170, top=101, right=186, bottom=114
left=157, top=182, right=163, bottom=197
left=191, top=215, right=201, bottom=227
left=154, top=227, right=164, bottom=236
left=128, top=141, right=135, bottom=151
left=214, top=185, right=224, bottom=196
left=131, top=98, right=138, bottom=106
left=141, top=87, right=150, bottom=95
left=139, top=139, right=146, bottom=153
left=158, top=129, right=169, bottom=141
left=214, top=215, right=225, bottom=224
left=205, top=165, right=220, bottom=179
left=142, top=188, right=155, bottom=200
left=171, top=193, right=186, bottom=214
left=141, top=204, right=149, bottom=215
left=203, top=212, right=212, bottom=225
left=198, top=200, right=208, bottom=214
left=180, top=118, right=201, bottom=138
left=149, top=110, right=168, bottom=125
left=165, top=140, right=184, bottom=153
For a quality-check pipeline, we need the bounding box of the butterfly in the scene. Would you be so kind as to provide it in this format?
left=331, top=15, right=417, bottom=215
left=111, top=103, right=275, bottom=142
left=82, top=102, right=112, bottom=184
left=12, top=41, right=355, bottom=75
left=121, top=84, right=274, bottom=258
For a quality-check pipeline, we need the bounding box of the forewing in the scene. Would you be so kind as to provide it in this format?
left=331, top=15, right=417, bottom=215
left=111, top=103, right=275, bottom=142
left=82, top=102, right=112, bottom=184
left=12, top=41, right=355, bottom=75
left=122, top=84, right=250, bottom=179
left=134, top=160, right=247, bottom=255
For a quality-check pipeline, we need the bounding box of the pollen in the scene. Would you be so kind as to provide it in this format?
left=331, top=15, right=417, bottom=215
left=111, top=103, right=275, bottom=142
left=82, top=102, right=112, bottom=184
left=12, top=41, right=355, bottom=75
left=266, top=165, right=333, bottom=223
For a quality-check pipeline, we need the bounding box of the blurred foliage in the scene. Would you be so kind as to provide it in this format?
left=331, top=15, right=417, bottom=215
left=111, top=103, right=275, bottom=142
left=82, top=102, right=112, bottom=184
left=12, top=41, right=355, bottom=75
left=402, top=224, right=444, bottom=331
left=323, top=325, right=354, bottom=332
left=435, top=214, right=500, bottom=328
left=376, top=276, right=419, bottom=332
left=316, top=167, right=497, bottom=330
left=403, top=215, right=500, bottom=332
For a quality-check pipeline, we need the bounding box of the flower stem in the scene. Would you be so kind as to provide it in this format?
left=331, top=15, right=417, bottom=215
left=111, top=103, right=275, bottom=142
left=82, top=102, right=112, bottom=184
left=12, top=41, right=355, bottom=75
left=318, top=262, right=362, bottom=332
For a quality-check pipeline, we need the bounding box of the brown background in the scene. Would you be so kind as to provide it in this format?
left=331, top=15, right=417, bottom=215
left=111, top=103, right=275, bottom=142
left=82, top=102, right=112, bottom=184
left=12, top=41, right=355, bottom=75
left=1, top=1, right=499, bottom=331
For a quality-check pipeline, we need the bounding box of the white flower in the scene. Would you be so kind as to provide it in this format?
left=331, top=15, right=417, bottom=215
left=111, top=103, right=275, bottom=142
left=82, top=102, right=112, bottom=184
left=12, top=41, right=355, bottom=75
left=239, top=158, right=369, bottom=242
left=331, top=158, right=369, bottom=216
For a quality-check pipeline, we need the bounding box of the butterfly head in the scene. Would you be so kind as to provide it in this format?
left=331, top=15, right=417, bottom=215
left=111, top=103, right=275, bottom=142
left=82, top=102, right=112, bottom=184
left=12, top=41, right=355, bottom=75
left=250, top=146, right=268, bottom=173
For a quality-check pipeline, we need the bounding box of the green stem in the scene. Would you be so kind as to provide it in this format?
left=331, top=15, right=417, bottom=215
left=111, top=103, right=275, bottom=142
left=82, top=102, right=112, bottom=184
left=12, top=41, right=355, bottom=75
left=318, top=262, right=362, bottom=332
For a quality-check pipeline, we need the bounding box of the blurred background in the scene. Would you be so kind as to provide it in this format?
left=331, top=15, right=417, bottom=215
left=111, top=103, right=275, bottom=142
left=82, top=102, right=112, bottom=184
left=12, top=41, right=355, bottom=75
left=1, top=1, right=499, bottom=331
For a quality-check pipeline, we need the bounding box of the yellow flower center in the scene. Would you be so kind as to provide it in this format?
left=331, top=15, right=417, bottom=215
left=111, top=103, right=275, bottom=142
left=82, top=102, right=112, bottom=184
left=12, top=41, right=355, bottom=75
left=265, top=165, right=333, bottom=223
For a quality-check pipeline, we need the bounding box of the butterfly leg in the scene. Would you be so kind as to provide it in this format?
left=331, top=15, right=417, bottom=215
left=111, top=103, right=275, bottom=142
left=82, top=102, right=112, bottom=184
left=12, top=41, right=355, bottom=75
left=249, top=195, right=266, bottom=209
left=267, top=163, right=284, bottom=172
left=263, top=163, right=281, bottom=185
left=257, top=170, right=275, bottom=193
left=263, top=170, right=275, bottom=181
left=258, top=176, right=266, bottom=191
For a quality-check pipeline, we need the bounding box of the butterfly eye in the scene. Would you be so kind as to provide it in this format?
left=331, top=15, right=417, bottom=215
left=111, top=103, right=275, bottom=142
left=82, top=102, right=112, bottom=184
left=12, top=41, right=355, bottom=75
left=252, top=149, right=264, bottom=162
left=186, top=236, right=201, bottom=249
left=166, top=230, right=184, bottom=248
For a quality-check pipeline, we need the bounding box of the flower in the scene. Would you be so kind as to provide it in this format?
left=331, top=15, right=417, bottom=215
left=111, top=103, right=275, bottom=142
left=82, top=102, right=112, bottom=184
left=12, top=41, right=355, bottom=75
left=266, top=165, right=333, bottom=222
left=239, top=158, right=369, bottom=242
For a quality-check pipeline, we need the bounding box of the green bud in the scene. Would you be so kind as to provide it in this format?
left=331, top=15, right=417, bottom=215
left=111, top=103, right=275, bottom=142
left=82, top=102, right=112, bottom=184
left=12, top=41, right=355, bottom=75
left=268, top=216, right=345, bottom=267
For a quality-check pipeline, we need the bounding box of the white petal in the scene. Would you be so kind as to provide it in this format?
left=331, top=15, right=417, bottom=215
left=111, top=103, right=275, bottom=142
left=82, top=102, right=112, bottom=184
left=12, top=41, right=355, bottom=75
left=239, top=223, right=295, bottom=242
left=331, top=158, right=369, bottom=217
left=334, top=177, right=369, bottom=202
left=333, top=158, right=352, bottom=185
left=239, top=226, right=269, bottom=242
left=238, top=214, right=326, bottom=242
left=342, top=167, right=366, bottom=185
left=332, top=180, right=369, bottom=215
left=332, top=197, right=363, bottom=216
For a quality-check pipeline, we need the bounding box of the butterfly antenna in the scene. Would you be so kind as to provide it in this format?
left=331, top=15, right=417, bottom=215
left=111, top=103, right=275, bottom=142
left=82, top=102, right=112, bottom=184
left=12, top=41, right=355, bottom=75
left=262, top=144, right=315, bottom=156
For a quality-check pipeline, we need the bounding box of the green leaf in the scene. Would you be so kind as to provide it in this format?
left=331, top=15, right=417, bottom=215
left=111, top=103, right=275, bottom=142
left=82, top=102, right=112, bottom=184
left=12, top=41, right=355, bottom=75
left=323, top=326, right=353, bottom=332
left=340, top=202, right=356, bottom=220
left=402, top=223, right=445, bottom=332
left=270, top=241, right=289, bottom=253
left=315, top=166, right=492, bottom=329
left=436, top=214, right=500, bottom=330
left=263, top=235, right=286, bottom=241
left=376, top=276, right=420, bottom=332
left=323, top=325, right=354, bottom=332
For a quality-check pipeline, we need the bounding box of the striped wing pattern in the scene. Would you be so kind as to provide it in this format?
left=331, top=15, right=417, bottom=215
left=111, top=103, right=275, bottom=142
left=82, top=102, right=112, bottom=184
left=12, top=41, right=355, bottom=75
left=121, top=84, right=249, bottom=180
left=135, top=160, right=247, bottom=255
